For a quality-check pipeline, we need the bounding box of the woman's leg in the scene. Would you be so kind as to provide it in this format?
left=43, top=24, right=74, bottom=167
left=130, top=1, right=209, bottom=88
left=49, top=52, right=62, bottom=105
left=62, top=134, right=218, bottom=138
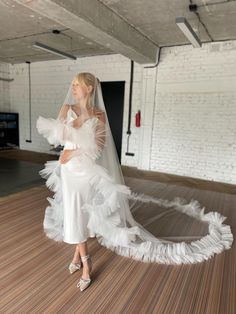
left=79, top=240, right=88, bottom=256
left=78, top=241, right=91, bottom=279
left=72, top=244, right=81, bottom=264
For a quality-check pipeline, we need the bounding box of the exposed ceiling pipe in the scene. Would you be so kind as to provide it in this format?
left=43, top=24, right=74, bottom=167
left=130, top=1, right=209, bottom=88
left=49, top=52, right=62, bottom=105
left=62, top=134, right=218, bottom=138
left=144, top=48, right=161, bottom=68
left=189, top=1, right=213, bottom=41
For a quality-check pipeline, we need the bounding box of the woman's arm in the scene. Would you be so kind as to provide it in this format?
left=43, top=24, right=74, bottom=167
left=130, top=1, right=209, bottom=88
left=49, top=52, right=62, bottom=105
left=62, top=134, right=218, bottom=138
left=95, top=111, right=106, bottom=152
left=60, top=111, right=107, bottom=164
left=36, top=104, right=71, bottom=146
left=37, top=104, right=107, bottom=163
left=59, top=149, right=78, bottom=164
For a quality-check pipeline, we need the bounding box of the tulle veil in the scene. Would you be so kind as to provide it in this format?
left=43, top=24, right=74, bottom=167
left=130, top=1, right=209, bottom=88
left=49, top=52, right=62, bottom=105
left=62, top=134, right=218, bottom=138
left=37, top=74, right=233, bottom=265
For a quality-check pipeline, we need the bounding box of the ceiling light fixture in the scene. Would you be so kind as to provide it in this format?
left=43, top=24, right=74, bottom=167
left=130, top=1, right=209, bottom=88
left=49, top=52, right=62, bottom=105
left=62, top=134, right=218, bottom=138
left=33, top=41, right=77, bottom=60
left=176, top=17, right=202, bottom=48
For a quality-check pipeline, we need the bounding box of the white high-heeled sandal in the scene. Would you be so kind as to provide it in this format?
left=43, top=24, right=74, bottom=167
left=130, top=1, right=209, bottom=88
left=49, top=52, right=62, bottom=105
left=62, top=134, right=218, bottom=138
left=76, top=255, right=92, bottom=291
left=68, top=260, right=82, bottom=274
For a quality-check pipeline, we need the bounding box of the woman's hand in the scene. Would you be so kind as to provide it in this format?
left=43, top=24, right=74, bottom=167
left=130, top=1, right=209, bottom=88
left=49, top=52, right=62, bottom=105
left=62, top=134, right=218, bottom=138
left=59, top=149, right=72, bottom=164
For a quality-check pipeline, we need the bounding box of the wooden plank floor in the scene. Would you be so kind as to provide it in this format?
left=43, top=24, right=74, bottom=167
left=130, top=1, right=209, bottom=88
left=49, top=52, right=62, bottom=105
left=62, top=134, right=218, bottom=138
left=0, top=178, right=235, bottom=314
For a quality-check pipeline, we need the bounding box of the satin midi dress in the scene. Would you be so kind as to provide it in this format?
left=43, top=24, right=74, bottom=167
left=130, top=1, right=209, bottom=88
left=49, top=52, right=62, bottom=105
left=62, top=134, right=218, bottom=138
left=60, top=110, right=96, bottom=244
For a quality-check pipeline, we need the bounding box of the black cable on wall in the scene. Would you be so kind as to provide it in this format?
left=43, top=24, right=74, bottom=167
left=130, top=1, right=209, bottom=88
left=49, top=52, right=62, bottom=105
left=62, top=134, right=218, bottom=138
left=25, top=61, right=32, bottom=143
left=125, top=59, right=134, bottom=156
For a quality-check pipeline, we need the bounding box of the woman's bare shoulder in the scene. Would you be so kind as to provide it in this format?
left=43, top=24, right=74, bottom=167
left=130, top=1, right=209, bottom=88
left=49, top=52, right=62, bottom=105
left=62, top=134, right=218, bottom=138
left=94, top=108, right=106, bottom=122
left=94, top=107, right=103, bottom=113
left=64, top=104, right=71, bottom=110
left=94, top=108, right=105, bottom=116
left=60, top=103, right=71, bottom=112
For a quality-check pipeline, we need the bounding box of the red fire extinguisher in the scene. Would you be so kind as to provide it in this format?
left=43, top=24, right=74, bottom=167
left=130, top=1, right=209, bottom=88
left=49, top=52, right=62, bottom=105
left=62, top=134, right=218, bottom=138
left=135, top=110, right=141, bottom=127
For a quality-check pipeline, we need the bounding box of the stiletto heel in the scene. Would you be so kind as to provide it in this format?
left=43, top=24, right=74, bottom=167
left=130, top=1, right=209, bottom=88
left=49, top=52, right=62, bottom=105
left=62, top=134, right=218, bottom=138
left=77, top=254, right=92, bottom=291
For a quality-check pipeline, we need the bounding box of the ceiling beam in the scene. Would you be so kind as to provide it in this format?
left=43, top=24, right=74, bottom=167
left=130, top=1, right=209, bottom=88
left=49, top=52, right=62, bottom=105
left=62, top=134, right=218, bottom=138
left=13, top=0, right=159, bottom=65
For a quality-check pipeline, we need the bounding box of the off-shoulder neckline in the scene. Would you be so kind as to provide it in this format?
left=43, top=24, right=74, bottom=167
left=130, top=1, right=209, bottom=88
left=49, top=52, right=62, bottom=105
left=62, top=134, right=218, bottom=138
left=68, top=107, right=98, bottom=125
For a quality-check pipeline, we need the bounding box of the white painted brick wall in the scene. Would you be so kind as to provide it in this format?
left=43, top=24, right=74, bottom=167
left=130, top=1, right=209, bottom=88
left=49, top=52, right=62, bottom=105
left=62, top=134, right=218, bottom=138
left=8, top=54, right=143, bottom=165
left=150, top=40, right=236, bottom=184
left=0, top=62, right=10, bottom=111
left=3, top=40, right=236, bottom=184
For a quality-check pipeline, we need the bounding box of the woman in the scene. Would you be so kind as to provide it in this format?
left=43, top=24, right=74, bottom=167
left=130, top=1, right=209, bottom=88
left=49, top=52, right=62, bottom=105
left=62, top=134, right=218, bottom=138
left=36, top=72, right=233, bottom=292
left=38, top=73, right=110, bottom=291
left=58, top=74, right=105, bottom=290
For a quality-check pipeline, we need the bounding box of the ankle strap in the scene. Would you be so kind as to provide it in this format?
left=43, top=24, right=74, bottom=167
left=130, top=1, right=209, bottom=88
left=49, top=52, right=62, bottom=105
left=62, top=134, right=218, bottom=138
left=81, top=254, right=90, bottom=261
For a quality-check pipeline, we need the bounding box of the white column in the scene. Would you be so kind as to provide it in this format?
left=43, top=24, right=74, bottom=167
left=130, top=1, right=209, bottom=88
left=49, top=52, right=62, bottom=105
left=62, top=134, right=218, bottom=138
left=138, top=66, right=158, bottom=170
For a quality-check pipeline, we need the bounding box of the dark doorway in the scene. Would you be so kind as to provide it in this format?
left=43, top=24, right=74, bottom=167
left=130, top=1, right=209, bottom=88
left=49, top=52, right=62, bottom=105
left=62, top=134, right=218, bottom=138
left=100, top=81, right=125, bottom=163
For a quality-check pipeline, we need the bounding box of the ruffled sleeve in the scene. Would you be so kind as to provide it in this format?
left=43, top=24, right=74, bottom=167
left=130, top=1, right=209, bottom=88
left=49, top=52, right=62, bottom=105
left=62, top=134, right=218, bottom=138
left=36, top=108, right=108, bottom=160
left=36, top=116, right=67, bottom=147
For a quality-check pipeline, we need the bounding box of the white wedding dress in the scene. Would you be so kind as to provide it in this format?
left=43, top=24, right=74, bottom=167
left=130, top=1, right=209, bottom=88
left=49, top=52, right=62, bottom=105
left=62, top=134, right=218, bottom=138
left=60, top=114, right=96, bottom=244
left=36, top=107, right=234, bottom=265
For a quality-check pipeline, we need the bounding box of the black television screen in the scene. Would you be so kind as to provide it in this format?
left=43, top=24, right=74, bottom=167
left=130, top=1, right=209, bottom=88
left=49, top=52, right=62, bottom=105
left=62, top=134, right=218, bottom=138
left=0, top=112, right=19, bottom=148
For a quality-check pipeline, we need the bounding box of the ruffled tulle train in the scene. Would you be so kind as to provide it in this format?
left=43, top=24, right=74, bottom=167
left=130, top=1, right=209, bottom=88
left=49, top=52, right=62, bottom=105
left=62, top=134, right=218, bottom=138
left=36, top=111, right=233, bottom=265
left=39, top=158, right=233, bottom=265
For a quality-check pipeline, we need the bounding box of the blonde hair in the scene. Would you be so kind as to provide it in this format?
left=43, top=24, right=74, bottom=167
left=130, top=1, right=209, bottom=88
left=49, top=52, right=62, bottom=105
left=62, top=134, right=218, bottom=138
left=73, top=72, right=97, bottom=107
